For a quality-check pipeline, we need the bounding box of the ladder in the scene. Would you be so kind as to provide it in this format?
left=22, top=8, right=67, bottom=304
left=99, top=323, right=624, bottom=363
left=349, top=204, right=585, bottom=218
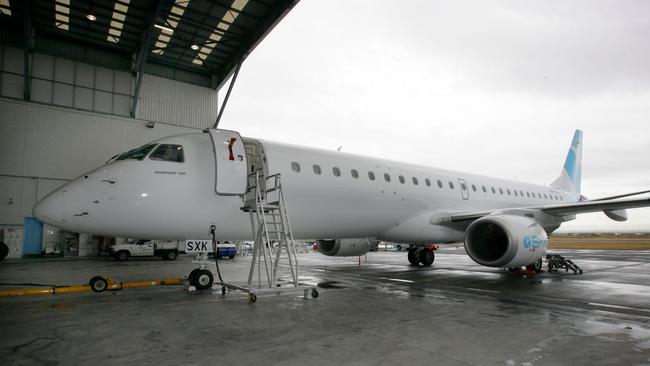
left=546, top=254, right=583, bottom=274
left=243, top=172, right=300, bottom=289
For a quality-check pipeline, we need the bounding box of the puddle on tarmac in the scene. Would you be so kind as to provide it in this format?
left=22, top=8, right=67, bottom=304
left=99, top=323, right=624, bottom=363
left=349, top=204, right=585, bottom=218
left=318, top=281, right=347, bottom=289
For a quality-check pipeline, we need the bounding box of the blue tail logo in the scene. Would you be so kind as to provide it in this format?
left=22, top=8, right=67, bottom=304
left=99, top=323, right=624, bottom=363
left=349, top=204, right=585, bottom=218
left=551, top=129, right=583, bottom=196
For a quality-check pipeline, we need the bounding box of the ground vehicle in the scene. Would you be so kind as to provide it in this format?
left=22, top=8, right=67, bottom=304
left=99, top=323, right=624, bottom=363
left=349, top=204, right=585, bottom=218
left=110, top=239, right=183, bottom=261
left=207, top=242, right=237, bottom=259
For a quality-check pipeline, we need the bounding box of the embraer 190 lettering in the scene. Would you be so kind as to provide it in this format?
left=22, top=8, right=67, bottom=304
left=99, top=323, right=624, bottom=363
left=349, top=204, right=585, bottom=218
left=33, top=129, right=650, bottom=270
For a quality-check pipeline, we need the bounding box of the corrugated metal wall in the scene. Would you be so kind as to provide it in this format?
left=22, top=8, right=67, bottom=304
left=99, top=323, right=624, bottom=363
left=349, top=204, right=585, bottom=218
left=136, top=74, right=218, bottom=129
left=1, top=45, right=219, bottom=129
left=0, top=98, right=199, bottom=225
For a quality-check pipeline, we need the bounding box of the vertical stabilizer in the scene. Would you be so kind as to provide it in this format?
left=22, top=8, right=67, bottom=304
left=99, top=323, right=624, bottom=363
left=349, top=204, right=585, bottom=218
left=551, top=130, right=583, bottom=196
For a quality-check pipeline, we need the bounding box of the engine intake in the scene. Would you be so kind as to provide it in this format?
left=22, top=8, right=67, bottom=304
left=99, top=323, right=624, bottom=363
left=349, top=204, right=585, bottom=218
left=317, top=238, right=378, bottom=257
left=464, top=215, right=547, bottom=268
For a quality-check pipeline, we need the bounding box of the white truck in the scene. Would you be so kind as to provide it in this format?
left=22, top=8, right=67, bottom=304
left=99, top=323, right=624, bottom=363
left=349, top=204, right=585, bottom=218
left=110, top=239, right=183, bottom=261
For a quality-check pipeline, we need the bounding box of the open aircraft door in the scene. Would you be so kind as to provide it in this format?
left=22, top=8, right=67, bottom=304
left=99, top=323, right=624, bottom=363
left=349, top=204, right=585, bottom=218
left=208, top=129, right=248, bottom=196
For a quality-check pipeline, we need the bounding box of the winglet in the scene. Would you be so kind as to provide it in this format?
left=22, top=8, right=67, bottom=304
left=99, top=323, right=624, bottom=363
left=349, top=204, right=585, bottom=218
left=551, top=130, right=583, bottom=196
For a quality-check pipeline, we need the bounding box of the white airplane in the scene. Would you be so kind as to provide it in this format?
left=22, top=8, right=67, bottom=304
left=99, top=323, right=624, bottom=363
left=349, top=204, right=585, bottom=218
left=33, top=129, right=650, bottom=270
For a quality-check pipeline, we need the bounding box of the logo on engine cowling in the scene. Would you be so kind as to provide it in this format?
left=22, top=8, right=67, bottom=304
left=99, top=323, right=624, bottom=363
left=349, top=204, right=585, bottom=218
left=522, top=235, right=547, bottom=250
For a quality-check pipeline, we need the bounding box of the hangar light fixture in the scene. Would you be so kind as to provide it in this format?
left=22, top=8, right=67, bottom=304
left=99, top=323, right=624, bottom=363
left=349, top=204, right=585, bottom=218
left=191, top=44, right=199, bottom=51
left=54, top=0, right=70, bottom=31
left=154, top=24, right=174, bottom=34
left=152, top=0, right=189, bottom=55
left=107, top=0, right=130, bottom=43
left=86, top=13, right=97, bottom=21
left=192, top=0, right=249, bottom=65
left=0, top=0, right=11, bottom=16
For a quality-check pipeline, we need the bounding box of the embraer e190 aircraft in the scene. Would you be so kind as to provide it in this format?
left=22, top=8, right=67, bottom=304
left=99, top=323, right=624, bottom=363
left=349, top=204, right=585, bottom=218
left=33, top=129, right=650, bottom=270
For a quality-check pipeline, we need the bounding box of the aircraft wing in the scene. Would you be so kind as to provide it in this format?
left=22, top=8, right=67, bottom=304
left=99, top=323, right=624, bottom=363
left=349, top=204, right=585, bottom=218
left=449, top=197, right=650, bottom=224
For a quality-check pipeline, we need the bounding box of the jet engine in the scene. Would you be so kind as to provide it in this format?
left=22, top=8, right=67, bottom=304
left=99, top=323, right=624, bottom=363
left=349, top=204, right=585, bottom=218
left=317, top=238, right=379, bottom=256
left=464, top=215, right=548, bottom=268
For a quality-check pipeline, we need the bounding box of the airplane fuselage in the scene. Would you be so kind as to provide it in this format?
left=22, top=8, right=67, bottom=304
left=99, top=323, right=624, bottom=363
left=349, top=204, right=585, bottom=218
left=34, top=132, right=576, bottom=242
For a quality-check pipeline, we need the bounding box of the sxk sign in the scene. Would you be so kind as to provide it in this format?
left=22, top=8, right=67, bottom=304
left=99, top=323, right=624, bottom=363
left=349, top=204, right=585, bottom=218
left=185, top=239, right=211, bottom=253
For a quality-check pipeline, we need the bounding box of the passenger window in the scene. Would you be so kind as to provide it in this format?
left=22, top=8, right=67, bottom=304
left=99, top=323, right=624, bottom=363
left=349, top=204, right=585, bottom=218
left=368, top=171, right=376, bottom=180
left=437, top=180, right=443, bottom=188
left=333, top=167, right=341, bottom=177
left=399, top=175, right=405, bottom=184
left=499, top=188, right=504, bottom=195
left=412, top=177, right=419, bottom=185
left=351, top=169, right=359, bottom=178
left=291, top=162, right=301, bottom=173
left=519, top=190, right=524, bottom=197
left=471, top=184, right=477, bottom=192
left=514, top=190, right=518, bottom=196
left=384, top=173, right=391, bottom=182
left=526, top=192, right=530, bottom=198
left=149, top=144, right=184, bottom=163
left=460, top=182, right=466, bottom=190
left=482, top=186, right=487, bottom=193
left=448, top=181, right=454, bottom=189
left=491, top=187, right=496, bottom=194
left=119, top=143, right=157, bottom=161
left=313, top=165, right=321, bottom=175
left=544, top=193, right=548, bottom=199
left=507, top=189, right=511, bottom=195
left=425, top=178, right=431, bottom=187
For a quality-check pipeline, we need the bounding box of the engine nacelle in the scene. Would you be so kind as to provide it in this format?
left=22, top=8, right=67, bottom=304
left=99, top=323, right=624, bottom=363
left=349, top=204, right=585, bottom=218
left=317, top=238, right=378, bottom=257
left=464, top=215, right=548, bottom=268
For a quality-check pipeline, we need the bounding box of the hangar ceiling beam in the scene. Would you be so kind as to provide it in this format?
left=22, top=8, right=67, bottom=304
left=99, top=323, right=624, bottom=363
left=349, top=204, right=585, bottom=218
left=130, top=0, right=169, bottom=118
left=22, top=0, right=33, bottom=101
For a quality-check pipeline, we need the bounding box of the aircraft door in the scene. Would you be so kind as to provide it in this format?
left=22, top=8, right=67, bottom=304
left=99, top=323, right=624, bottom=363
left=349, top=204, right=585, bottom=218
left=458, top=178, right=469, bottom=200
left=208, top=129, right=248, bottom=196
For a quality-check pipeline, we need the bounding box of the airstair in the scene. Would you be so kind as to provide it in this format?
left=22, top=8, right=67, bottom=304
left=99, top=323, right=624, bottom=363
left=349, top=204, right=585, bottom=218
left=198, top=130, right=318, bottom=302
left=546, top=254, right=583, bottom=274
left=243, top=172, right=301, bottom=288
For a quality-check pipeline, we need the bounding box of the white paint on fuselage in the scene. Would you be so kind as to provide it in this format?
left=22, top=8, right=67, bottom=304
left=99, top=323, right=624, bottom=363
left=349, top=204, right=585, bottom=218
left=35, top=132, right=576, bottom=242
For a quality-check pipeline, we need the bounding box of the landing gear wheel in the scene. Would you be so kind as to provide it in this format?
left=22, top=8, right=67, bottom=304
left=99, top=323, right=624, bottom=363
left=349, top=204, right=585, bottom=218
left=0, top=242, right=8, bottom=260
left=419, top=249, right=435, bottom=266
left=165, top=251, right=178, bottom=260
left=311, top=289, right=319, bottom=299
left=533, top=258, right=543, bottom=273
left=188, top=269, right=200, bottom=286
left=89, top=276, right=108, bottom=293
left=194, top=269, right=213, bottom=290
left=116, top=251, right=129, bottom=261
left=407, top=249, right=420, bottom=265
left=248, top=293, right=257, bottom=303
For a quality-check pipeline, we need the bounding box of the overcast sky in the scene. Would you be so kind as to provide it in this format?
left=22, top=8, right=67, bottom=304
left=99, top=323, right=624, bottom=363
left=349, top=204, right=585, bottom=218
left=219, top=0, right=650, bottom=231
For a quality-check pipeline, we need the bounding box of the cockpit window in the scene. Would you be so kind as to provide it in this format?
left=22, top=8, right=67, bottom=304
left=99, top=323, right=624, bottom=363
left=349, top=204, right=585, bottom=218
left=116, top=143, right=157, bottom=161
left=149, top=144, right=185, bottom=163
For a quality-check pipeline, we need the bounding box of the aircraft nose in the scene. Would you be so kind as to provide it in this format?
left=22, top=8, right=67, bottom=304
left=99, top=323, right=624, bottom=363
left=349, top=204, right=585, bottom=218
left=33, top=190, right=64, bottom=225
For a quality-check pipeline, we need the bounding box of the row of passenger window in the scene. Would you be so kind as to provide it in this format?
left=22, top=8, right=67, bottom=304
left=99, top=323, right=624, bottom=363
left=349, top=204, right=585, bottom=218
left=291, top=161, right=565, bottom=202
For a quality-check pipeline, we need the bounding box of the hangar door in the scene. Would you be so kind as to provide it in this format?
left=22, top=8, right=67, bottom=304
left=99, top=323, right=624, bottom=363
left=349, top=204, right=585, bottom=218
left=208, top=129, right=248, bottom=195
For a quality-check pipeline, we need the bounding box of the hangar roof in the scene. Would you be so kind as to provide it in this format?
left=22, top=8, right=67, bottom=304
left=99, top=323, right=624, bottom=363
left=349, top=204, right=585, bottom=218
left=0, top=0, right=299, bottom=89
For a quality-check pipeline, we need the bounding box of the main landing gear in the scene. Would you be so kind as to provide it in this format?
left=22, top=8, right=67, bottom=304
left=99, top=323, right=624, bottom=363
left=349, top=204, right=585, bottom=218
left=407, top=245, right=436, bottom=266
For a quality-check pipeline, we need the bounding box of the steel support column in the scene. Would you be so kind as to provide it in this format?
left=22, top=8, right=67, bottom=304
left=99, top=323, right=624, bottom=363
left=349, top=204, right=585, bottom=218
left=22, top=0, right=33, bottom=101
left=214, top=58, right=243, bottom=129
left=130, top=0, right=168, bottom=118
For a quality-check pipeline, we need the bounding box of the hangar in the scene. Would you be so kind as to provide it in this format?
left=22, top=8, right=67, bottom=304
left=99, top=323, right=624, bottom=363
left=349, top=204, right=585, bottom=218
left=0, top=0, right=298, bottom=258
left=1, top=2, right=650, bottom=365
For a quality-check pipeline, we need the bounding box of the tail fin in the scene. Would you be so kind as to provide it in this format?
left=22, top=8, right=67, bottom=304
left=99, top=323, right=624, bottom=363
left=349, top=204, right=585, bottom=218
left=551, top=129, right=583, bottom=196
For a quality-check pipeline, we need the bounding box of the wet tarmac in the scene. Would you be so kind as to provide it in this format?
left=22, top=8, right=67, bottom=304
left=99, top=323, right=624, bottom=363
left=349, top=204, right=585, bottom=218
left=1, top=248, right=649, bottom=365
